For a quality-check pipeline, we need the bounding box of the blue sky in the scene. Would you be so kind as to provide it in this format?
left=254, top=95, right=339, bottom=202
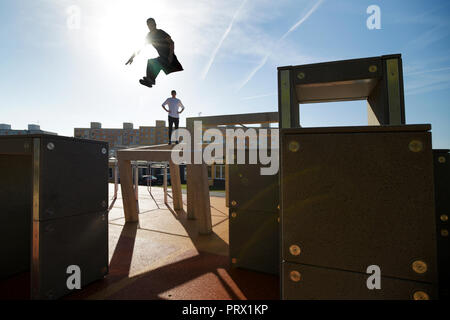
left=0, top=0, right=449, bottom=147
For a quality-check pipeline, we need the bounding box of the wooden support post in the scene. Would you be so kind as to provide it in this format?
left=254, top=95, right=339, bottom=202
left=133, top=164, right=140, bottom=213
left=195, top=163, right=212, bottom=234
left=118, top=159, right=139, bottom=222
left=186, top=164, right=196, bottom=219
left=169, top=160, right=183, bottom=211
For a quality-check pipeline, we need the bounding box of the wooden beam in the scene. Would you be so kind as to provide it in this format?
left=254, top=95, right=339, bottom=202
left=117, top=149, right=174, bottom=162
left=186, top=164, right=196, bottom=219
left=118, top=159, right=139, bottom=222
left=169, top=160, right=183, bottom=211
left=186, top=112, right=279, bottom=127
left=195, top=164, right=212, bottom=234
left=163, top=165, right=168, bottom=205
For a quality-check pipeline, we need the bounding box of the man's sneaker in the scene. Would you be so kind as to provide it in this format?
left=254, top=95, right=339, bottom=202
left=143, top=76, right=155, bottom=85
left=139, top=79, right=153, bottom=88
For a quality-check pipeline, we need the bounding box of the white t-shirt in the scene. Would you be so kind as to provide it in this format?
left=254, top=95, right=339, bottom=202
left=162, top=98, right=184, bottom=118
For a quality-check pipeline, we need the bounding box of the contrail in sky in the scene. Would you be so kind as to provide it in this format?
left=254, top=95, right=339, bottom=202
left=238, top=0, right=324, bottom=90
left=201, top=0, right=248, bottom=80
left=241, top=92, right=277, bottom=100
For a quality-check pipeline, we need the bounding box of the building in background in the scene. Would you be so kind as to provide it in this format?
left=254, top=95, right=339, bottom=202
left=0, top=124, right=57, bottom=136
left=74, top=121, right=172, bottom=157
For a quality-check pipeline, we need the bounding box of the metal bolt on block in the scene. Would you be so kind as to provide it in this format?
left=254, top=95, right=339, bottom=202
left=408, top=140, right=423, bottom=153
left=297, top=72, right=305, bottom=80
left=47, top=142, right=55, bottom=150
left=412, top=260, right=427, bottom=274
left=288, top=141, right=300, bottom=152
left=413, top=291, right=429, bottom=300
left=290, top=270, right=301, bottom=282
left=289, top=245, right=301, bottom=256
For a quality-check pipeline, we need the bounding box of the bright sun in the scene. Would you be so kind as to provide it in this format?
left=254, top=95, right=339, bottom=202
left=94, top=0, right=169, bottom=73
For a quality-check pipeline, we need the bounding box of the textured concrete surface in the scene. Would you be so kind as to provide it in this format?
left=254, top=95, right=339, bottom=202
left=0, top=184, right=278, bottom=300
left=64, top=184, right=278, bottom=300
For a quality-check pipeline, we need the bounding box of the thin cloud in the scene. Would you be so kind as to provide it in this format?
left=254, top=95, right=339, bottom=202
left=238, top=0, right=324, bottom=90
left=405, top=66, right=450, bottom=76
left=241, top=92, right=277, bottom=100
left=201, top=0, right=248, bottom=80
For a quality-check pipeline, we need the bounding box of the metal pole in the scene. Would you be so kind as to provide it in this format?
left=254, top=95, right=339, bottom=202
left=134, top=163, right=139, bottom=201
left=163, top=163, right=168, bottom=204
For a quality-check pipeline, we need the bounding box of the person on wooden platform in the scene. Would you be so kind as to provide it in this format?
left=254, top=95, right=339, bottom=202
left=162, top=90, right=185, bottom=145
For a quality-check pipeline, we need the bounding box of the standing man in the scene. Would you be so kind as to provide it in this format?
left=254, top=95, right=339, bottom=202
left=126, top=18, right=183, bottom=88
left=162, top=90, right=185, bottom=145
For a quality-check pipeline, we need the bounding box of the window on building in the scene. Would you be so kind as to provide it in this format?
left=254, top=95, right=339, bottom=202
left=214, top=165, right=225, bottom=180
left=207, top=166, right=212, bottom=179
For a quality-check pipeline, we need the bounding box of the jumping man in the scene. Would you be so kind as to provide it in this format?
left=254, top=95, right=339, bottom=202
left=162, top=90, right=185, bottom=145
left=125, top=18, right=183, bottom=88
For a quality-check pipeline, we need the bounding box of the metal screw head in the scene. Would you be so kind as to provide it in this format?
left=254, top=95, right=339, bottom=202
left=438, top=156, right=446, bottom=164
left=290, top=270, right=301, bottom=282
left=441, top=229, right=449, bottom=237
left=47, top=142, right=55, bottom=150
left=277, top=217, right=280, bottom=223
left=231, top=200, right=237, bottom=207
left=409, top=140, right=423, bottom=153
left=289, top=245, right=301, bottom=256
left=231, top=258, right=237, bottom=264
left=297, top=72, right=305, bottom=80
left=277, top=204, right=280, bottom=210
left=369, top=65, right=378, bottom=73
left=413, top=291, right=430, bottom=300
left=231, top=212, right=237, bottom=218
left=101, top=147, right=107, bottom=154
left=441, top=214, right=449, bottom=222
left=412, top=260, right=427, bottom=274
left=288, top=141, right=300, bottom=152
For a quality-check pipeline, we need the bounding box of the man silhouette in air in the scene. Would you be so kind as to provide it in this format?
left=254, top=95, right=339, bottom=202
left=162, top=90, right=185, bottom=145
left=126, top=18, right=183, bottom=88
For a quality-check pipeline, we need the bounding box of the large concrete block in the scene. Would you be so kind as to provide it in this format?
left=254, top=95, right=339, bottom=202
left=0, top=135, right=109, bottom=299
left=228, top=161, right=279, bottom=213
left=280, top=125, right=438, bottom=299
left=433, top=149, right=450, bottom=299
left=229, top=209, right=279, bottom=275
left=282, top=262, right=437, bottom=300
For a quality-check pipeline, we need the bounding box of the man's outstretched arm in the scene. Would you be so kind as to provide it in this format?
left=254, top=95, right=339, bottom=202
left=126, top=37, right=148, bottom=65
